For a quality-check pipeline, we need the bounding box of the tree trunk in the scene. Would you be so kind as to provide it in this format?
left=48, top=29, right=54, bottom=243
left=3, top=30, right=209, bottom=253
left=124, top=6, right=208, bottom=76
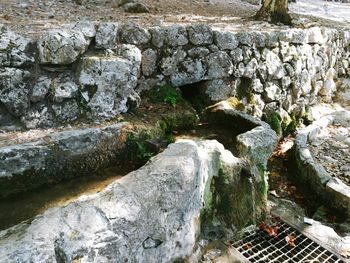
left=255, top=0, right=292, bottom=25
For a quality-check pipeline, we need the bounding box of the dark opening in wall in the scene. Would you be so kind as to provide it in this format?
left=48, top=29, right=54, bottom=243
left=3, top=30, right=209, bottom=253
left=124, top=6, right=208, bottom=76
left=236, top=77, right=253, bottom=100
left=179, top=81, right=212, bottom=114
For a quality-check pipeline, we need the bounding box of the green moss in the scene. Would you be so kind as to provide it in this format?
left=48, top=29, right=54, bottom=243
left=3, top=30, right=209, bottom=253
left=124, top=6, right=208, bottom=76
left=265, top=112, right=282, bottom=135
left=148, top=84, right=183, bottom=107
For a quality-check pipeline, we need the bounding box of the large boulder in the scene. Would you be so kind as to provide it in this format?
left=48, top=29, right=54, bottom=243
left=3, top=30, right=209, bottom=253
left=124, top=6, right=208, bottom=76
left=0, top=139, right=249, bottom=262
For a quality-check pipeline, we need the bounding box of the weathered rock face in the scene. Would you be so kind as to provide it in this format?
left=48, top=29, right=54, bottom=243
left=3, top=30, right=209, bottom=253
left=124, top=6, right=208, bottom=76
left=0, top=139, right=266, bottom=263
left=0, top=23, right=349, bottom=130
left=0, top=122, right=128, bottom=197
left=37, top=29, right=90, bottom=65
left=77, top=45, right=141, bottom=117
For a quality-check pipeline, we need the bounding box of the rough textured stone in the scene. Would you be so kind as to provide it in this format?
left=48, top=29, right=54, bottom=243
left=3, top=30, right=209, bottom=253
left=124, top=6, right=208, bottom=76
left=188, top=47, right=210, bottom=58
left=95, top=22, right=118, bottom=49
left=264, top=82, right=282, bottom=102
left=166, top=25, right=188, bottom=46
left=31, top=77, right=51, bottom=102
left=0, top=123, right=127, bottom=197
left=37, top=29, right=89, bottom=65
left=0, top=139, right=252, bottom=262
left=120, top=23, right=151, bottom=45
left=0, top=68, right=30, bottom=116
left=53, top=78, right=79, bottom=103
left=187, top=24, right=213, bottom=46
left=214, top=31, right=239, bottom=50
left=205, top=79, right=236, bottom=101
left=0, top=27, right=34, bottom=67
left=78, top=48, right=141, bottom=117
left=170, top=59, right=206, bottom=86
left=206, top=51, right=233, bottom=79
left=264, top=50, right=285, bottom=80
left=123, top=2, right=150, bottom=13
left=52, top=99, right=79, bottom=121
left=72, top=21, right=96, bottom=39
left=141, top=48, right=157, bottom=76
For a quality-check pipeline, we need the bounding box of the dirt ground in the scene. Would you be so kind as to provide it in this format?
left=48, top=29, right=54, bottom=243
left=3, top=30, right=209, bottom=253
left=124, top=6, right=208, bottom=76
left=0, top=0, right=258, bottom=34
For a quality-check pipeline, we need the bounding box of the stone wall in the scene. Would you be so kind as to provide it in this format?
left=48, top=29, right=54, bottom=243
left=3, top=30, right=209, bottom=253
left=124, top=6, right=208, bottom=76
left=1, top=22, right=349, bottom=130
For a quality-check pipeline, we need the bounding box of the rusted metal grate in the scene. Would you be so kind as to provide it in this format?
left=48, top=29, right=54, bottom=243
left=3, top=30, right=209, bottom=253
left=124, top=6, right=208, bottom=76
left=232, top=221, right=345, bottom=263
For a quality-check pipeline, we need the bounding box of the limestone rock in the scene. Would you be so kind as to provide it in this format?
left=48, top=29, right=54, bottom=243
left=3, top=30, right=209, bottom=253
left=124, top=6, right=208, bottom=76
left=95, top=22, right=118, bottom=49
left=120, top=23, right=151, bottom=45
left=187, top=24, right=213, bottom=46
left=166, top=25, right=188, bottom=46
left=149, top=26, right=165, bottom=48
left=188, top=47, right=210, bottom=58
left=0, top=68, right=30, bottom=116
left=171, top=59, right=206, bottom=86
left=21, top=102, right=53, bottom=129
left=0, top=140, right=245, bottom=262
left=141, top=48, right=157, bottom=76
left=214, top=31, right=239, bottom=50
left=37, top=29, right=90, bottom=65
left=265, top=50, right=285, bottom=80
left=264, top=82, right=282, bottom=102
left=53, top=79, right=79, bottom=103
left=307, top=27, right=325, bottom=44
left=123, top=2, right=150, bottom=13
left=0, top=27, right=34, bottom=67
left=31, top=77, right=51, bottom=102
left=72, top=21, right=96, bottom=39
left=52, top=100, right=79, bottom=122
left=206, top=51, right=233, bottom=79
left=78, top=47, right=141, bottom=117
left=205, top=79, right=236, bottom=102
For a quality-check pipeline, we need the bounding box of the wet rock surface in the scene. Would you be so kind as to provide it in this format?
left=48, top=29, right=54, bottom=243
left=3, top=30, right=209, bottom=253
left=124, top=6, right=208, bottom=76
left=0, top=139, right=263, bottom=263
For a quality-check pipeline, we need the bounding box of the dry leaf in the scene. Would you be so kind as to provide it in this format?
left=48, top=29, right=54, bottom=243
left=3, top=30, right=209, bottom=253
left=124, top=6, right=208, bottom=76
left=269, top=190, right=280, bottom=198
left=259, top=222, right=279, bottom=237
left=285, top=233, right=296, bottom=247
left=243, top=242, right=253, bottom=250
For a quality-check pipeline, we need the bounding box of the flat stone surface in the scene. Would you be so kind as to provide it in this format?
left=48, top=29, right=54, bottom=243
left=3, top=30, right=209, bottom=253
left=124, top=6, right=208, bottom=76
left=308, top=113, right=350, bottom=186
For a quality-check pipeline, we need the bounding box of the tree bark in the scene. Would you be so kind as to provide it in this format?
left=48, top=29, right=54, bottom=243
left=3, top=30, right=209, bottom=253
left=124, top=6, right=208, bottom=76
left=255, top=0, right=292, bottom=25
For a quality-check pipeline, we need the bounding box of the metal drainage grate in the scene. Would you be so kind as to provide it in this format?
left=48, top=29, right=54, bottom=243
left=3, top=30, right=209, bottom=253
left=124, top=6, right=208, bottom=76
left=232, top=221, right=345, bottom=263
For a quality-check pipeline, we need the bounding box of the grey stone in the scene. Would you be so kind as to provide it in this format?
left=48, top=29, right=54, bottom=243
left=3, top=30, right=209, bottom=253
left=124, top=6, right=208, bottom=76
left=206, top=51, right=233, bottom=79
left=0, top=139, right=252, bottom=262
left=187, top=24, right=213, bottom=45
left=170, top=59, right=206, bottom=86
left=251, top=78, right=264, bottom=93
left=53, top=79, right=79, bottom=103
left=52, top=100, right=80, bottom=122
left=95, top=22, right=118, bottom=49
left=188, top=47, right=210, bottom=58
left=265, top=50, right=285, bottom=80
left=264, top=82, right=282, bottom=102
left=0, top=123, right=126, bottom=197
left=230, top=48, right=243, bottom=64
left=31, top=77, right=51, bottom=102
left=0, top=27, right=34, bottom=67
left=307, top=27, right=325, bottom=44
left=149, top=26, right=165, bottom=48
left=37, top=29, right=89, bottom=65
left=243, top=58, right=258, bottom=78
left=123, top=2, right=150, bottom=13
left=214, top=31, right=239, bottom=50
left=120, top=22, right=151, bottom=45
left=78, top=50, right=140, bottom=117
left=141, top=48, right=157, bottom=76
left=205, top=79, right=236, bottom=102
left=166, top=25, right=188, bottom=46
left=21, top=102, right=53, bottom=129
left=237, top=32, right=253, bottom=46
left=0, top=68, right=30, bottom=116
left=72, top=21, right=96, bottom=39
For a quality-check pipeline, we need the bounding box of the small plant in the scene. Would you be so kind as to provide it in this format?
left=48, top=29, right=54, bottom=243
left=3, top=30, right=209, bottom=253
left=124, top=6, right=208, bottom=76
left=149, top=84, right=181, bottom=107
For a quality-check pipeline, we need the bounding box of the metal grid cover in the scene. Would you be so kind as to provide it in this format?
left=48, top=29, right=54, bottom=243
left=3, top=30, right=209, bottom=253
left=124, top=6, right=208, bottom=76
left=232, top=221, right=345, bottom=263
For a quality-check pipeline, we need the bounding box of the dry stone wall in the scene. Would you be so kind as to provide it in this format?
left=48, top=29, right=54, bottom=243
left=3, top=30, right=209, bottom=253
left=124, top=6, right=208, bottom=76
left=1, top=22, right=349, bottom=130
